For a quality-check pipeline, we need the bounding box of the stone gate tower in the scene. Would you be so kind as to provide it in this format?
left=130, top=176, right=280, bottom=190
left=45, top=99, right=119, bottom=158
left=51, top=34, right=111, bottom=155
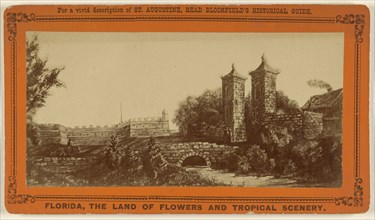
left=221, top=63, right=247, bottom=143
left=249, top=55, right=280, bottom=121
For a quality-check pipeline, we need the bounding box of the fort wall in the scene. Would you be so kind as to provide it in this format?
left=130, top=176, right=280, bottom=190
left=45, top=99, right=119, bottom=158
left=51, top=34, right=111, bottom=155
left=38, top=117, right=170, bottom=146
left=38, top=124, right=68, bottom=145
left=129, top=119, right=169, bottom=137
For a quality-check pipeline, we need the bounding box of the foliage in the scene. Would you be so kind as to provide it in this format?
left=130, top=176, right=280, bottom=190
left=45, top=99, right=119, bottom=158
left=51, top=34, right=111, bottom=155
left=258, top=123, right=299, bottom=176
left=275, top=91, right=301, bottom=113
left=259, top=124, right=294, bottom=157
left=173, top=96, right=199, bottom=135
left=141, top=137, right=169, bottom=179
left=26, top=35, right=65, bottom=152
left=225, top=145, right=272, bottom=175
left=244, top=145, right=269, bottom=173
left=291, top=136, right=342, bottom=184
left=103, top=135, right=122, bottom=168
left=120, top=143, right=140, bottom=169
left=28, top=137, right=222, bottom=187
left=26, top=122, right=40, bottom=152
left=27, top=35, right=65, bottom=118
left=235, top=155, right=252, bottom=174
left=173, top=88, right=224, bottom=137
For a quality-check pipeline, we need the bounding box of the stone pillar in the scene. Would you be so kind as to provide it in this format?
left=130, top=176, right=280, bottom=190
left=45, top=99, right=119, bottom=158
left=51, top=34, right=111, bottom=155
left=249, top=55, right=280, bottom=121
left=221, top=64, right=247, bottom=143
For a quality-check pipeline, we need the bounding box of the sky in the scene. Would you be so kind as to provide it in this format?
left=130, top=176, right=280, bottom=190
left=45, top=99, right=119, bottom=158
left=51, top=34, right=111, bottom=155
left=28, top=32, right=344, bottom=129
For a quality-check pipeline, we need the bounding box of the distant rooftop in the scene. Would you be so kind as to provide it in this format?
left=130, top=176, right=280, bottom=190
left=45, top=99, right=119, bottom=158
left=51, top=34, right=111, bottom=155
left=302, top=88, right=343, bottom=110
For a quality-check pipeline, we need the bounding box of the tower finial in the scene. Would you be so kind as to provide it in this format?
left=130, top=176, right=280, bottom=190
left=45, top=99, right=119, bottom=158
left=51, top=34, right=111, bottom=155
left=232, top=62, right=235, bottom=70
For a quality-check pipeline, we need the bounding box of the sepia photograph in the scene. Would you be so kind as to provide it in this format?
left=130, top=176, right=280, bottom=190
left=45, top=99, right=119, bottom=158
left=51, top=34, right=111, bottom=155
left=25, top=32, right=344, bottom=187
left=3, top=3, right=372, bottom=215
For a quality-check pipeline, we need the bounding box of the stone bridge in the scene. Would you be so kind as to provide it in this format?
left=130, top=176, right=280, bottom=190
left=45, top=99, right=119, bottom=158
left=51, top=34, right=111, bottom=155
left=158, top=142, right=239, bottom=167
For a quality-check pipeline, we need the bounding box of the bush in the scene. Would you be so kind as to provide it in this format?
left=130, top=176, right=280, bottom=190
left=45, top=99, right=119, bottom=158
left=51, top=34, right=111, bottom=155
left=236, top=155, right=252, bottom=174
left=291, top=136, right=342, bottom=184
left=141, top=137, right=168, bottom=179
left=103, top=135, right=122, bottom=168
left=26, top=123, right=40, bottom=148
left=226, top=145, right=272, bottom=176
left=245, top=145, right=268, bottom=173
left=282, top=159, right=297, bottom=177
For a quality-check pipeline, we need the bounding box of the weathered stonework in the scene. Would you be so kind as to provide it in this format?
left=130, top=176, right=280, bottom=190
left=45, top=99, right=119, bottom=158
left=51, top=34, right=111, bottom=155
left=263, top=113, right=303, bottom=136
left=29, top=142, right=238, bottom=175
left=29, top=156, right=97, bottom=174
left=129, top=117, right=169, bottom=137
left=249, top=55, right=279, bottom=121
left=38, top=124, right=68, bottom=145
left=221, top=55, right=329, bottom=141
left=263, top=111, right=323, bottom=139
left=221, top=64, right=247, bottom=143
left=158, top=142, right=239, bottom=167
left=66, top=125, right=118, bottom=146
left=37, top=111, right=170, bottom=146
left=302, top=111, right=324, bottom=139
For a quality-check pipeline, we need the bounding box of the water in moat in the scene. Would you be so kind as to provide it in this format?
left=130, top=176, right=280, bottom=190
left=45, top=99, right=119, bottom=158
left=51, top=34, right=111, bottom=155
left=185, top=166, right=298, bottom=187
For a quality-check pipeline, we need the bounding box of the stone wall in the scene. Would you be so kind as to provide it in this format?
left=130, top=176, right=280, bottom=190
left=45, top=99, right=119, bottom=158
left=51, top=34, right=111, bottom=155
left=262, top=111, right=323, bottom=139
left=29, top=156, right=97, bottom=174
left=158, top=142, right=239, bottom=167
left=302, top=111, right=323, bottom=139
left=263, top=113, right=303, bottom=136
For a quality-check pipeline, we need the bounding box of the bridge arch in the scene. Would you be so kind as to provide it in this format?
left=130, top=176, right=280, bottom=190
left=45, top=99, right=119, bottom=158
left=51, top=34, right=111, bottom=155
left=177, top=152, right=211, bottom=167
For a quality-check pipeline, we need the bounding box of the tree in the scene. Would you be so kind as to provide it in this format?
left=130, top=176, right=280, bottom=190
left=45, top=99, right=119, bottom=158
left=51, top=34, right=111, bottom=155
left=173, top=88, right=223, bottom=136
left=26, top=35, right=65, bottom=120
left=276, top=91, right=301, bottom=113
left=173, top=96, right=199, bottom=136
left=26, top=35, right=65, bottom=149
left=103, top=135, right=121, bottom=168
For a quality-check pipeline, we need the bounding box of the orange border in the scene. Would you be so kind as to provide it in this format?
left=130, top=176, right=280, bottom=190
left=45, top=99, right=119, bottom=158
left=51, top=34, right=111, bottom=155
left=3, top=4, right=370, bottom=214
